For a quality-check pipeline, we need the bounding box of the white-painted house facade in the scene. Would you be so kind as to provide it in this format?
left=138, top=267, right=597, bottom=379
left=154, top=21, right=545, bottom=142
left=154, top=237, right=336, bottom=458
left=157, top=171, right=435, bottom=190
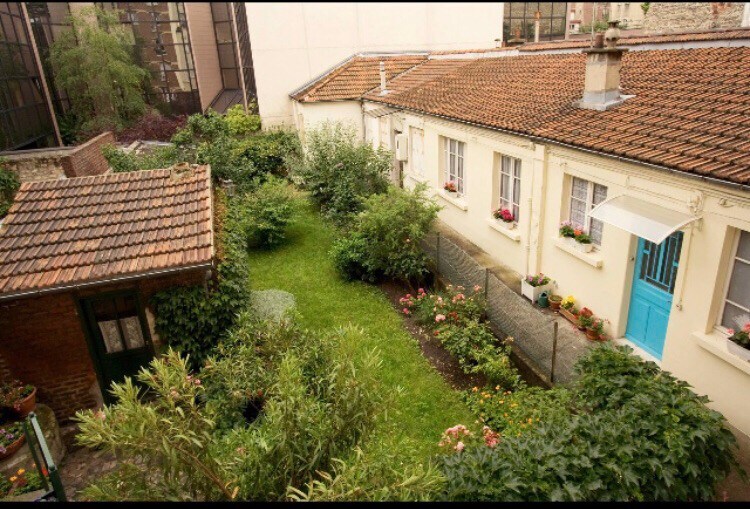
left=291, top=28, right=750, bottom=438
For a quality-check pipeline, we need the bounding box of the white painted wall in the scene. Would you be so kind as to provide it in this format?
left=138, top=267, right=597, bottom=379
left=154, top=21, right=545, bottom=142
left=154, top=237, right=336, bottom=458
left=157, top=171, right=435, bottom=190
left=245, top=2, right=503, bottom=127
left=293, top=100, right=364, bottom=144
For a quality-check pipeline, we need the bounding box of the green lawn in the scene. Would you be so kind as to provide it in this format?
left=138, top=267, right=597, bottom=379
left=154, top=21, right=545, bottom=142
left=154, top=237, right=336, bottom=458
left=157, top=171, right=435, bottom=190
left=246, top=202, right=474, bottom=461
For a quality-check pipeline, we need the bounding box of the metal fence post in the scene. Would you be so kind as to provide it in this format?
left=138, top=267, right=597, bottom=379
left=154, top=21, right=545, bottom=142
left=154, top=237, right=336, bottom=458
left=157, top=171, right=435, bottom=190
left=436, top=232, right=441, bottom=276
left=550, top=320, right=558, bottom=384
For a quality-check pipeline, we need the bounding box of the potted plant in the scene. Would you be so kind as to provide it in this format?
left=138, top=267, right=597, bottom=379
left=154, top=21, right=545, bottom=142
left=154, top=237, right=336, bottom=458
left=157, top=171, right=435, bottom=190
left=587, top=317, right=608, bottom=342
left=0, top=422, right=25, bottom=461
left=493, top=208, right=515, bottom=228
left=0, top=381, right=36, bottom=418
left=549, top=294, right=563, bottom=311
left=559, top=221, right=576, bottom=246
left=727, top=322, right=750, bottom=362
left=443, top=181, right=458, bottom=193
left=574, top=230, right=593, bottom=253
left=521, top=273, right=552, bottom=303
left=577, top=307, right=594, bottom=332
left=559, top=295, right=578, bottom=324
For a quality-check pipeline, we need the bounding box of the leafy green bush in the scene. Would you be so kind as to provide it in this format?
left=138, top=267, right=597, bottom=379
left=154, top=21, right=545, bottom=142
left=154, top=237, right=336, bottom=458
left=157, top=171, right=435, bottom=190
left=289, top=122, right=390, bottom=223
left=102, top=144, right=181, bottom=173
left=230, top=176, right=299, bottom=249
left=150, top=191, right=250, bottom=369
left=234, top=129, right=300, bottom=177
left=0, top=159, right=20, bottom=217
left=441, top=345, right=741, bottom=502
left=405, top=284, right=486, bottom=327
left=224, top=104, right=261, bottom=136
left=331, top=184, right=440, bottom=283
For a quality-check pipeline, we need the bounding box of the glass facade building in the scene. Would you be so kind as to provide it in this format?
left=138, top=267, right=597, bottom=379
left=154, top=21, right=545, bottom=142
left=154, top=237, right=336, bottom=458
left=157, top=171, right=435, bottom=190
left=0, top=2, right=56, bottom=150
left=503, top=2, right=568, bottom=43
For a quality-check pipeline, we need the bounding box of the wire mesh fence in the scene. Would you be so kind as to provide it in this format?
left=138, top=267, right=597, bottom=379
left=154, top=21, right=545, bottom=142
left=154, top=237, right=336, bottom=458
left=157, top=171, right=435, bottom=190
left=422, top=231, right=590, bottom=385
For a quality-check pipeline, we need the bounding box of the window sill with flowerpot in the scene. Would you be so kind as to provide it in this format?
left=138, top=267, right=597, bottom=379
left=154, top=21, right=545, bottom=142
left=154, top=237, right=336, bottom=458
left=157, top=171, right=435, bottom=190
left=692, top=330, right=750, bottom=377
left=486, top=217, right=521, bottom=241
left=438, top=190, right=468, bottom=211
left=554, top=236, right=604, bottom=268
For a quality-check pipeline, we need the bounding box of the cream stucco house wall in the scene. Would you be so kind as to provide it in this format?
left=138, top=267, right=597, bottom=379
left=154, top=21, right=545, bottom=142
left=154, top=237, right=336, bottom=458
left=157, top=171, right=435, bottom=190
left=361, top=104, right=750, bottom=437
left=246, top=2, right=503, bottom=127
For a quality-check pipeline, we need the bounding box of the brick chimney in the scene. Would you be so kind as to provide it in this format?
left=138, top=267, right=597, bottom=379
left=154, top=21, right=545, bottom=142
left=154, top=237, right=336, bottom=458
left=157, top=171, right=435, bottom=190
left=379, top=61, right=388, bottom=95
left=576, top=21, right=630, bottom=111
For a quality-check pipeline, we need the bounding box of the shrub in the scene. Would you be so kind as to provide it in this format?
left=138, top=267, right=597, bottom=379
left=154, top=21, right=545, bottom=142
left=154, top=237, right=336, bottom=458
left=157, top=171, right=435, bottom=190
left=404, top=284, right=486, bottom=327
left=0, top=160, right=20, bottom=217
left=214, top=325, right=383, bottom=500
left=233, top=129, right=300, bottom=177
left=287, top=445, right=445, bottom=501
left=441, top=345, right=741, bottom=501
left=250, top=290, right=296, bottom=324
left=224, top=104, right=261, bottom=136
left=102, top=144, right=181, bottom=173
left=463, top=385, right=572, bottom=438
left=230, top=176, right=299, bottom=249
left=331, top=184, right=440, bottom=284
left=75, top=350, right=237, bottom=501
left=150, top=191, right=250, bottom=369
left=115, top=111, right=188, bottom=144
left=289, top=122, right=390, bottom=223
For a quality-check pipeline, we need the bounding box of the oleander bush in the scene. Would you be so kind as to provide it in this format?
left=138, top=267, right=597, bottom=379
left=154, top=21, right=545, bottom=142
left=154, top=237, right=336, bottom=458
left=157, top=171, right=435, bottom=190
left=289, top=122, right=390, bottom=224
left=440, top=345, right=741, bottom=502
left=331, top=184, right=439, bottom=284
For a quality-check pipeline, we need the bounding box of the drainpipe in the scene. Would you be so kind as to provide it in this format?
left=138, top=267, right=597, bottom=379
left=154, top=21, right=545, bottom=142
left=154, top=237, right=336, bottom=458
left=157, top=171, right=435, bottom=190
left=22, top=2, right=62, bottom=147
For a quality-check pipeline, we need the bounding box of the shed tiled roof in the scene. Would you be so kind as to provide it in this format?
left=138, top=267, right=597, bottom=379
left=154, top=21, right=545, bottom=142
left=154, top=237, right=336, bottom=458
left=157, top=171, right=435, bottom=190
left=291, top=54, right=428, bottom=102
left=363, top=59, right=473, bottom=98
left=0, top=166, right=214, bottom=298
left=367, top=47, right=750, bottom=186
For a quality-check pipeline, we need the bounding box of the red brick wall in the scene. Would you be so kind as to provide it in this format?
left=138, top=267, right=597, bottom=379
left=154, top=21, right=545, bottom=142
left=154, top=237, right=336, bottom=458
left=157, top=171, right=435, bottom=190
left=0, top=268, right=209, bottom=422
left=61, top=131, right=116, bottom=178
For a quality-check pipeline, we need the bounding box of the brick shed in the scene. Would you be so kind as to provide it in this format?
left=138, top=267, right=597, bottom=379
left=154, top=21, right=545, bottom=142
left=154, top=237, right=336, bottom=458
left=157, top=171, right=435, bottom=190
left=0, top=165, right=215, bottom=421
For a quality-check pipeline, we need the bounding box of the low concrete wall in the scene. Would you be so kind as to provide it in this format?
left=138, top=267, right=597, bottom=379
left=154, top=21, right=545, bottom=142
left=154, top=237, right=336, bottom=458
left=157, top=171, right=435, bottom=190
left=1, top=132, right=114, bottom=183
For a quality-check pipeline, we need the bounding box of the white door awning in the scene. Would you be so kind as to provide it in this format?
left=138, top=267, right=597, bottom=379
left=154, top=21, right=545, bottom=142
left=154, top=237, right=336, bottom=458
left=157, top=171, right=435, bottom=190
left=589, top=195, right=699, bottom=245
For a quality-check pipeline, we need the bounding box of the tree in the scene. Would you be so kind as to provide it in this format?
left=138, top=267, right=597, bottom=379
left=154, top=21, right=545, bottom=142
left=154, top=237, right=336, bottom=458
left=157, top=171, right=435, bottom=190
left=49, top=6, right=150, bottom=138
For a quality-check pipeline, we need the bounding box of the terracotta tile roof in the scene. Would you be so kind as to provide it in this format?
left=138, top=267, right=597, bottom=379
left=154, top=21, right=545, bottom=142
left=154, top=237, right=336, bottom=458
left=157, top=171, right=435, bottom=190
left=363, top=59, right=473, bottom=98
left=367, top=47, right=750, bottom=186
left=0, top=166, right=214, bottom=298
left=518, top=27, right=750, bottom=52
left=291, top=54, right=428, bottom=102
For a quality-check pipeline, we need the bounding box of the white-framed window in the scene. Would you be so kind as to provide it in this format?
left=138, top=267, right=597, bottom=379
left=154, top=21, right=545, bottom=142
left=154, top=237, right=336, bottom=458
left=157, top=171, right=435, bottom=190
left=719, top=229, right=750, bottom=332
left=498, top=154, right=521, bottom=222
left=569, top=176, right=607, bottom=245
left=443, top=137, right=465, bottom=195
left=410, top=127, right=424, bottom=176
left=366, top=115, right=378, bottom=147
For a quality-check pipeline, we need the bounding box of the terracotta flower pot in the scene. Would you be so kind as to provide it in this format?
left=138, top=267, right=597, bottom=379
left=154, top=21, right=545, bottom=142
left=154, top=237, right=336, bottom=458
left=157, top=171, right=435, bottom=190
left=559, top=307, right=578, bottom=325
left=585, top=327, right=599, bottom=341
left=13, top=387, right=36, bottom=418
left=0, top=434, right=25, bottom=461
left=549, top=298, right=562, bottom=311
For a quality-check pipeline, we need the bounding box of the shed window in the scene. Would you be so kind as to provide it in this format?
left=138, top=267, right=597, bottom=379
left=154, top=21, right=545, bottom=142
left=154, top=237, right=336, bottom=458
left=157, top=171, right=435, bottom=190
left=91, top=295, right=146, bottom=353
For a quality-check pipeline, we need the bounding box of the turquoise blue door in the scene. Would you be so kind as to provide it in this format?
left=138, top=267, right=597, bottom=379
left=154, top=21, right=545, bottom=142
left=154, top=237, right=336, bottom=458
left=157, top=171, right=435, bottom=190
left=625, top=232, right=684, bottom=359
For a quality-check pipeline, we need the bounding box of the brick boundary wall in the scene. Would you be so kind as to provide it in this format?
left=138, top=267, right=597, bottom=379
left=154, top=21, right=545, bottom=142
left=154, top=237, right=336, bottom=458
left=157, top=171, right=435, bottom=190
left=61, top=131, right=115, bottom=178
left=0, top=131, right=114, bottom=182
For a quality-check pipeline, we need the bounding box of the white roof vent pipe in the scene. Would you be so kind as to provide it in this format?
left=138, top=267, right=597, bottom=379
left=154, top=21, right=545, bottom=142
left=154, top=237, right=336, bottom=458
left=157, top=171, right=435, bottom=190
left=379, top=61, right=388, bottom=95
